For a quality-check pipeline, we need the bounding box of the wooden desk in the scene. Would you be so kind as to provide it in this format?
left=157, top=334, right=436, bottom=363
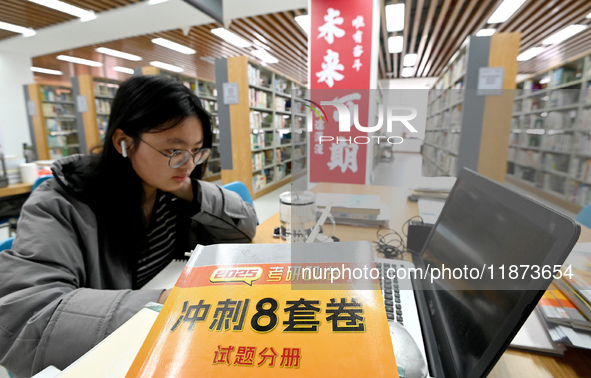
left=0, top=183, right=33, bottom=198
left=252, top=182, right=591, bottom=377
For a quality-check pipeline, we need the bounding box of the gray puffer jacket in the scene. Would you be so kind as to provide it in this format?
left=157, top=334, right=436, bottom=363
left=0, top=155, right=257, bottom=377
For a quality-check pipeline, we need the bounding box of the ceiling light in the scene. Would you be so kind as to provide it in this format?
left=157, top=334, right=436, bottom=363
left=96, top=47, right=142, bottom=61
left=587, top=12, right=591, bottom=19
left=403, top=53, right=417, bottom=66
left=31, top=67, right=63, bottom=75
left=487, top=0, right=526, bottom=24
left=57, top=55, right=103, bottom=67
left=147, top=0, right=168, bottom=4
left=476, top=29, right=496, bottom=37
left=516, top=47, right=545, bottom=62
left=251, top=49, right=279, bottom=64
left=29, top=0, right=96, bottom=22
left=113, top=66, right=134, bottom=74
left=542, top=25, right=588, bottom=45
left=295, top=14, right=310, bottom=35
left=211, top=28, right=251, bottom=48
left=151, top=38, right=196, bottom=54
left=401, top=67, right=413, bottom=77
left=0, top=21, right=36, bottom=37
left=388, top=36, right=403, bottom=53
left=385, top=3, right=405, bottom=32
left=150, top=61, right=183, bottom=73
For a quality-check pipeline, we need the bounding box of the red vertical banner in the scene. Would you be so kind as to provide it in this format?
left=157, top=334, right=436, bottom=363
left=308, top=0, right=379, bottom=184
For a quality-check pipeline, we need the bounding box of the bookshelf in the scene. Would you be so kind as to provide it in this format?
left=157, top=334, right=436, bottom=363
left=136, top=67, right=221, bottom=181
left=71, top=75, right=120, bottom=153
left=24, top=83, right=79, bottom=160
left=423, top=33, right=520, bottom=183
left=506, top=53, right=591, bottom=212
left=215, top=56, right=308, bottom=198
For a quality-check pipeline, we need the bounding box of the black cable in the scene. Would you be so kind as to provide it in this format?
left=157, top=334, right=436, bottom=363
left=374, top=216, right=425, bottom=259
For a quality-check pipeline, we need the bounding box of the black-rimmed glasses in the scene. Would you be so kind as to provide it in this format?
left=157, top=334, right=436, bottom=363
left=139, top=138, right=211, bottom=168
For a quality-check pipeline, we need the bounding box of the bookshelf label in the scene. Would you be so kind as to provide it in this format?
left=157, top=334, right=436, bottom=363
left=477, top=67, right=504, bottom=96
left=222, top=82, right=239, bottom=105
left=76, top=95, right=88, bottom=113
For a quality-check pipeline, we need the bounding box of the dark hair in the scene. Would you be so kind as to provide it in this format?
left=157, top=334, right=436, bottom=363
left=89, top=75, right=212, bottom=269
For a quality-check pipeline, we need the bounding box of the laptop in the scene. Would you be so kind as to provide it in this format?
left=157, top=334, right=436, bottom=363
left=375, top=168, right=580, bottom=377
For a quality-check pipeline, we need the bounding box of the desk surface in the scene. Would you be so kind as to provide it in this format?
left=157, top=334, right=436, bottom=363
left=252, top=182, right=591, bottom=377
left=0, top=183, right=33, bottom=198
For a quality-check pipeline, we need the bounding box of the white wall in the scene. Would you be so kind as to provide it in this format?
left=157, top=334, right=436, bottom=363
left=0, top=52, right=34, bottom=157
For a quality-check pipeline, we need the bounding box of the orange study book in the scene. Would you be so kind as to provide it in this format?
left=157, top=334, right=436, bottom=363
left=126, top=242, right=398, bottom=377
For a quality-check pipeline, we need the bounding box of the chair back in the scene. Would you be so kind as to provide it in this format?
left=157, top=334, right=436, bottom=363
left=221, top=181, right=257, bottom=224
left=32, top=174, right=54, bottom=192
left=576, top=204, right=591, bottom=229
left=0, top=236, right=15, bottom=252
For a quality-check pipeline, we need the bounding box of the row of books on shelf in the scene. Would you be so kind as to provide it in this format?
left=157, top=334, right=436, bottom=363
left=94, top=83, right=118, bottom=98
left=95, top=99, right=112, bottom=114
left=201, top=99, right=217, bottom=113
left=247, top=64, right=272, bottom=88
left=424, top=131, right=460, bottom=153
left=252, top=150, right=272, bottom=171
left=422, top=144, right=456, bottom=175
left=572, top=158, right=591, bottom=182
left=40, top=86, right=72, bottom=102
left=508, top=148, right=541, bottom=168
left=251, top=132, right=274, bottom=150
left=42, top=103, right=75, bottom=117
left=198, top=82, right=217, bottom=98
left=252, top=164, right=292, bottom=191
left=249, top=88, right=270, bottom=108
left=567, top=182, right=591, bottom=206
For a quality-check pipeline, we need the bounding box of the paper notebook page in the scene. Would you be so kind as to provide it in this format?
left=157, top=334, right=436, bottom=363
left=140, top=259, right=187, bottom=290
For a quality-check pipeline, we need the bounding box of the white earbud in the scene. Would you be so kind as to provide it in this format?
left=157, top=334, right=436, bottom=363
left=121, top=140, right=127, bottom=158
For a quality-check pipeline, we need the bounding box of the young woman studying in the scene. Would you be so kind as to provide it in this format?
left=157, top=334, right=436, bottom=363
left=0, top=75, right=257, bottom=377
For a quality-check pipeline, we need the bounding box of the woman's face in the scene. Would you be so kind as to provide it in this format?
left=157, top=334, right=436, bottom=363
left=128, top=116, right=204, bottom=196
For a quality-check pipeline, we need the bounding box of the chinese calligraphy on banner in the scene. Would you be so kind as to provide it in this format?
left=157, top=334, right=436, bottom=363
left=309, top=0, right=379, bottom=184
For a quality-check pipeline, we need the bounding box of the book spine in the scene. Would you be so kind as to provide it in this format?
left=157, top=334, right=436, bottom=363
left=553, top=279, right=591, bottom=320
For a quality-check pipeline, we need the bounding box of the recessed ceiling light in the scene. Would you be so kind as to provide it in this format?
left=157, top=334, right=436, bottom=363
left=388, top=36, right=403, bottom=53
left=403, top=53, right=417, bottom=66
left=385, top=3, right=405, bottom=32
left=295, top=15, right=310, bottom=35
left=542, top=25, right=588, bottom=45
left=113, top=66, right=134, bottom=74
left=516, top=47, right=545, bottom=62
left=57, top=55, right=103, bottom=67
left=151, top=38, right=196, bottom=55
left=150, top=61, right=183, bottom=73
left=476, top=29, right=496, bottom=37
left=251, top=49, right=279, bottom=64
left=401, top=67, right=413, bottom=77
left=96, top=47, right=142, bottom=61
left=487, top=0, right=526, bottom=24
left=587, top=11, right=591, bottom=19
left=0, top=21, right=36, bottom=37
left=29, top=0, right=96, bottom=22
left=211, top=28, right=251, bottom=48
left=31, top=67, right=63, bottom=75
left=147, top=0, right=168, bottom=4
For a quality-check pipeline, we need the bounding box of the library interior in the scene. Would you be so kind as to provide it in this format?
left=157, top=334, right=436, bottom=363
left=2, top=0, right=591, bottom=377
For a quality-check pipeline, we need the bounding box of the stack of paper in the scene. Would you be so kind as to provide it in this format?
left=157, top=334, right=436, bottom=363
left=408, top=176, right=456, bottom=201
left=316, top=193, right=390, bottom=227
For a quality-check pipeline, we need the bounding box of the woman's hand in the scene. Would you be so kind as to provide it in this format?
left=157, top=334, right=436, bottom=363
left=158, top=288, right=173, bottom=304
left=169, top=178, right=194, bottom=202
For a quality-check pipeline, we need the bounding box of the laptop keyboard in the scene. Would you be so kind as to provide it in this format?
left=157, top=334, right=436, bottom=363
left=375, top=258, right=429, bottom=370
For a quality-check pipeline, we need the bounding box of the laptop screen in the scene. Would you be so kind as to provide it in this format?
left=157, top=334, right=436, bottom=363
left=417, top=169, right=579, bottom=377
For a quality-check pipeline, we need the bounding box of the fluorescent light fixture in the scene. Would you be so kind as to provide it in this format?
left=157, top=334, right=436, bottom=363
left=251, top=49, right=279, bottom=64
left=516, top=47, right=545, bottom=61
left=487, top=0, right=526, bottom=24
left=31, top=67, right=63, bottom=75
left=0, top=21, right=36, bottom=37
left=96, top=47, right=142, bottom=61
left=113, top=66, right=134, bottom=74
left=385, top=3, right=405, bottom=32
left=29, top=0, right=96, bottom=22
left=211, top=28, right=251, bottom=48
left=57, top=55, right=103, bottom=67
left=542, top=25, right=588, bottom=45
left=401, top=67, right=413, bottom=77
left=587, top=12, right=591, bottom=19
left=150, top=61, right=183, bottom=73
left=388, top=36, right=403, bottom=53
left=403, top=53, right=417, bottom=66
left=539, top=76, right=550, bottom=84
left=295, top=14, right=310, bottom=35
left=148, top=0, right=168, bottom=4
left=476, top=28, right=496, bottom=37
left=151, top=38, right=196, bottom=54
